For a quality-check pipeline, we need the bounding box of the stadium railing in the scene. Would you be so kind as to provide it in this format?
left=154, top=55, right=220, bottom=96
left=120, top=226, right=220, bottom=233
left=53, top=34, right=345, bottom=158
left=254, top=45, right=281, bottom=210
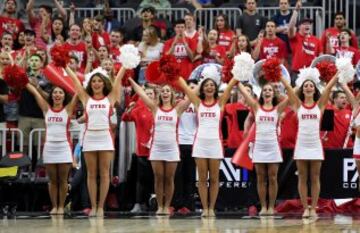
left=194, top=8, right=242, bottom=31
left=0, top=128, right=23, bottom=157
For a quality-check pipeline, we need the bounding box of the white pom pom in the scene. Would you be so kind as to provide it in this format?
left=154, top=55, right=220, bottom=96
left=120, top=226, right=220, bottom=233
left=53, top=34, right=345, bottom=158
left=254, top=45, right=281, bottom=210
left=231, top=52, right=254, bottom=82
left=336, top=57, right=355, bottom=84
left=83, top=67, right=109, bottom=88
left=201, top=65, right=221, bottom=85
left=119, top=44, right=140, bottom=69
left=296, top=67, right=320, bottom=87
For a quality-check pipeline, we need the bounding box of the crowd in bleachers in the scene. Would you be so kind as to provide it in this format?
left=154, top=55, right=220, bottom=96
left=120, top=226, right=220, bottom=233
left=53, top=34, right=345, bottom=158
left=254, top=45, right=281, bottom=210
left=0, top=0, right=359, bottom=216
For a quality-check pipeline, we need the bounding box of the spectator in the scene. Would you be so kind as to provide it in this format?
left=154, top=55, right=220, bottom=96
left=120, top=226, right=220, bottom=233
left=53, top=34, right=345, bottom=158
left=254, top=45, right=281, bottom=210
left=288, top=0, right=322, bottom=80
left=42, top=17, right=67, bottom=50
left=91, top=15, right=110, bottom=51
left=0, top=0, right=25, bottom=39
left=322, top=87, right=353, bottom=149
left=252, top=20, right=287, bottom=63
left=36, top=48, right=49, bottom=67
left=0, top=51, right=10, bottom=129
left=109, top=29, right=125, bottom=65
left=163, top=19, right=196, bottom=80
left=18, top=54, right=52, bottom=158
left=81, top=18, right=93, bottom=40
left=102, top=3, right=121, bottom=33
left=321, top=12, right=358, bottom=54
left=236, top=0, right=267, bottom=46
left=272, top=0, right=292, bottom=53
left=197, top=29, right=226, bottom=65
left=229, top=34, right=252, bottom=58
left=214, top=14, right=235, bottom=52
left=26, top=0, right=67, bottom=49
left=63, top=24, right=88, bottom=71
left=329, top=29, right=360, bottom=66
left=13, top=30, right=24, bottom=50
left=138, top=26, right=164, bottom=84
left=184, top=13, right=198, bottom=44
left=0, top=31, right=15, bottom=57
left=130, top=6, right=161, bottom=45
left=15, top=29, right=37, bottom=68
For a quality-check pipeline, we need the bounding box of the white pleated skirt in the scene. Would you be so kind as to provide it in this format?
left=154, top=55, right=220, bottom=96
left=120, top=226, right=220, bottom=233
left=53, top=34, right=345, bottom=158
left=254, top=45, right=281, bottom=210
left=43, top=141, right=73, bottom=164
left=82, top=129, right=114, bottom=152
left=192, top=138, right=223, bottom=159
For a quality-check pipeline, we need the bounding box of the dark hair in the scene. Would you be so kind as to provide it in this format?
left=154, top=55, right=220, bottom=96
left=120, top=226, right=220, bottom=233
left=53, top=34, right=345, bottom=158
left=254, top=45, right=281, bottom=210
left=1, top=31, right=12, bottom=39
left=29, top=53, right=43, bottom=62
left=51, top=17, right=67, bottom=42
left=39, top=5, right=53, bottom=15
left=174, top=19, right=186, bottom=27
left=187, top=79, right=199, bottom=85
left=298, top=80, right=321, bottom=102
left=332, top=90, right=345, bottom=100
left=199, top=78, right=219, bottom=100
left=48, top=86, right=71, bottom=107
left=85, top=73, right=112, bottom=96
left=258, top=84, right=279, bottom=106
left=334, top=11, right=345, bottom=19
left=237, top=34, right=252, bottom=53
left=339, top=28, right=352, bottom=46
left=215, top=14, right=230, bottom=30
left=141, top=6, right=156, bottom=15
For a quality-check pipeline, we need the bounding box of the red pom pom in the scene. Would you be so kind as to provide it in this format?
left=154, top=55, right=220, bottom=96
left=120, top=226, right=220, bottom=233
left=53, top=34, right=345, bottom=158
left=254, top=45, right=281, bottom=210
left=262, top=58, right=282, bottom=82
left=3, top=64, right=28, bottom=91
left=316, top=61, right=337, bottom=83
left=222, top=58, right=234, bottom=83
left=114, top=63, right=134, bottom=87
left=146, top=61, right=166, bottom=84
left=50, top=45, right=70, bottom=67
left=159, top=55, right=180, bottom=82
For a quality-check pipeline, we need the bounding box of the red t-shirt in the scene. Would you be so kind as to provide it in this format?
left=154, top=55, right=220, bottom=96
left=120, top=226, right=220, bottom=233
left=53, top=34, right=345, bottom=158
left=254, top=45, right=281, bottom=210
left=224, top=102, right=249, bottom=149
left=259, top=37, right=287, bottom=61
left=110, top=45, right=121, bottom=64
left=334, top=46, right=360, bottom=66
left=63, top=41, right=88, bottom=70
left=121, top=100, right=154, bottom=157
left=321, top=105, right=353, bottom=148
left=0, top=16, right=24, bottom=39
left=218, top=29, right=234, bottom=51
left=163, top=37, right=197, bottom=79
left=279, top=107, right=298, bottom=149
left=290, top=33, right=322, bottom=72
left=202, top=45, right=226, bottom=64
left=29, top=16, right=50, bottom=49
left=321, top=27, right=359, bottom=53
left=92, top=31, right=110, bottom=50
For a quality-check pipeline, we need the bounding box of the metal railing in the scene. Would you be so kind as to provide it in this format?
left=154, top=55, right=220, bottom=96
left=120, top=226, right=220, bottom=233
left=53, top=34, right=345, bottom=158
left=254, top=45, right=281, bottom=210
left=257, top=6, right=325, bottom=37
left=0, top=128, right=23, bottom=157
left=194, top=8, right=242, bottom=31
left=323, top=0, right=357, bottom=34
left=65, top=7, right=136, bottom=25
left=155, top=8, right=190, bottom=22
left=117, top=121, right=136, bottom=183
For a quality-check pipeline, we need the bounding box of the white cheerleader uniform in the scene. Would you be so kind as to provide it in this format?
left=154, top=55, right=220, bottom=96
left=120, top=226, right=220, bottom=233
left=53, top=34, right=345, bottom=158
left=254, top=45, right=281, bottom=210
left=294, top=103, right=324, bottom=160
left=353, top=113, right=360, bottom=159
left=82, top=97, right=114, bottom=152
left=252, top=107, right=282, bottom=163
left=149, top=107, right=180, bottom=161
left=192, top=101, right=223, bottom=159
left=43, top=108, right=73, bottom=164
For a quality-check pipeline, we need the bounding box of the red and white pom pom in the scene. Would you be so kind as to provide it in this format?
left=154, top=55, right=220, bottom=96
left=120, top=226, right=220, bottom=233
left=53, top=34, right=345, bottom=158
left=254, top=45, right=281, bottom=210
left=316, top=61, right=337, bottom=83
left=262, top=58, right=282, bottom=82
left=3, top=64, right=28, bottom=90
left=50, top=45, right=70, bottom=67
left=336, top=57, right=355, bottom=84
left=119, top=44, right=141, bottom=69
left=231, top=52, right=254, bottom=82
left=296, top=67, right=320, bottom=87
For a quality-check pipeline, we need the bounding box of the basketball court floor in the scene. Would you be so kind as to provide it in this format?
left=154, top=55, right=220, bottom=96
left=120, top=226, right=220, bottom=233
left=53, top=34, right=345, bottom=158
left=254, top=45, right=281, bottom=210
left=1, top=213, right=360, bottom=233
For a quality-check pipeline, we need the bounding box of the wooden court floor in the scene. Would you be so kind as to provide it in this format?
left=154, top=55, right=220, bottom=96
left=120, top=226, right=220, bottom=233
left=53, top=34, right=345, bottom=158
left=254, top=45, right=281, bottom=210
left=1, top=215, right=360, bottom=233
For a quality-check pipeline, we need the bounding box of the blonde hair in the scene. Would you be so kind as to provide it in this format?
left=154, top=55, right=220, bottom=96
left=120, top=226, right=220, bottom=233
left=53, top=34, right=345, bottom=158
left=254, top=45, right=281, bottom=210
left=158, top=84, right=176, bottom=107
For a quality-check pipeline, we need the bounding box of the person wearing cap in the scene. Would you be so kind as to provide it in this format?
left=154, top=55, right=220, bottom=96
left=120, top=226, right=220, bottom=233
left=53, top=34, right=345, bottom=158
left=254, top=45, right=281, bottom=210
left=0, top=0, right=25, bottom=39
left=321, top=12, right=358, bottom=55
left=130, top=6, right=164, bottom=45
left=288, top=0, right=322, bottom=80
left=26, top=0, right=67, bottom=49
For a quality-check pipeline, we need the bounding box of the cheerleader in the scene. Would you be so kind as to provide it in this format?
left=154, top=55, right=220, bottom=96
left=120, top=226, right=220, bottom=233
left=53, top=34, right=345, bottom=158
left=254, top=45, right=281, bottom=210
left=65, top=66, right=125, bottom=217
left=178, top=76, right=239, bottom=217
left=237, top=76, right=296, bottom=215
left=290, top=69, right=339, bottom=218
left=25, top=83, right=77, bottom=215
left=128, top=78, right=190, bottom=215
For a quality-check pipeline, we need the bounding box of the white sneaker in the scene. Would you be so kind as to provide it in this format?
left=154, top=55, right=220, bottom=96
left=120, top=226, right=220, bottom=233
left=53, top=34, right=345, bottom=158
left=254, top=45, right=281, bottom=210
left=130, top=203, right=142, bottom=213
